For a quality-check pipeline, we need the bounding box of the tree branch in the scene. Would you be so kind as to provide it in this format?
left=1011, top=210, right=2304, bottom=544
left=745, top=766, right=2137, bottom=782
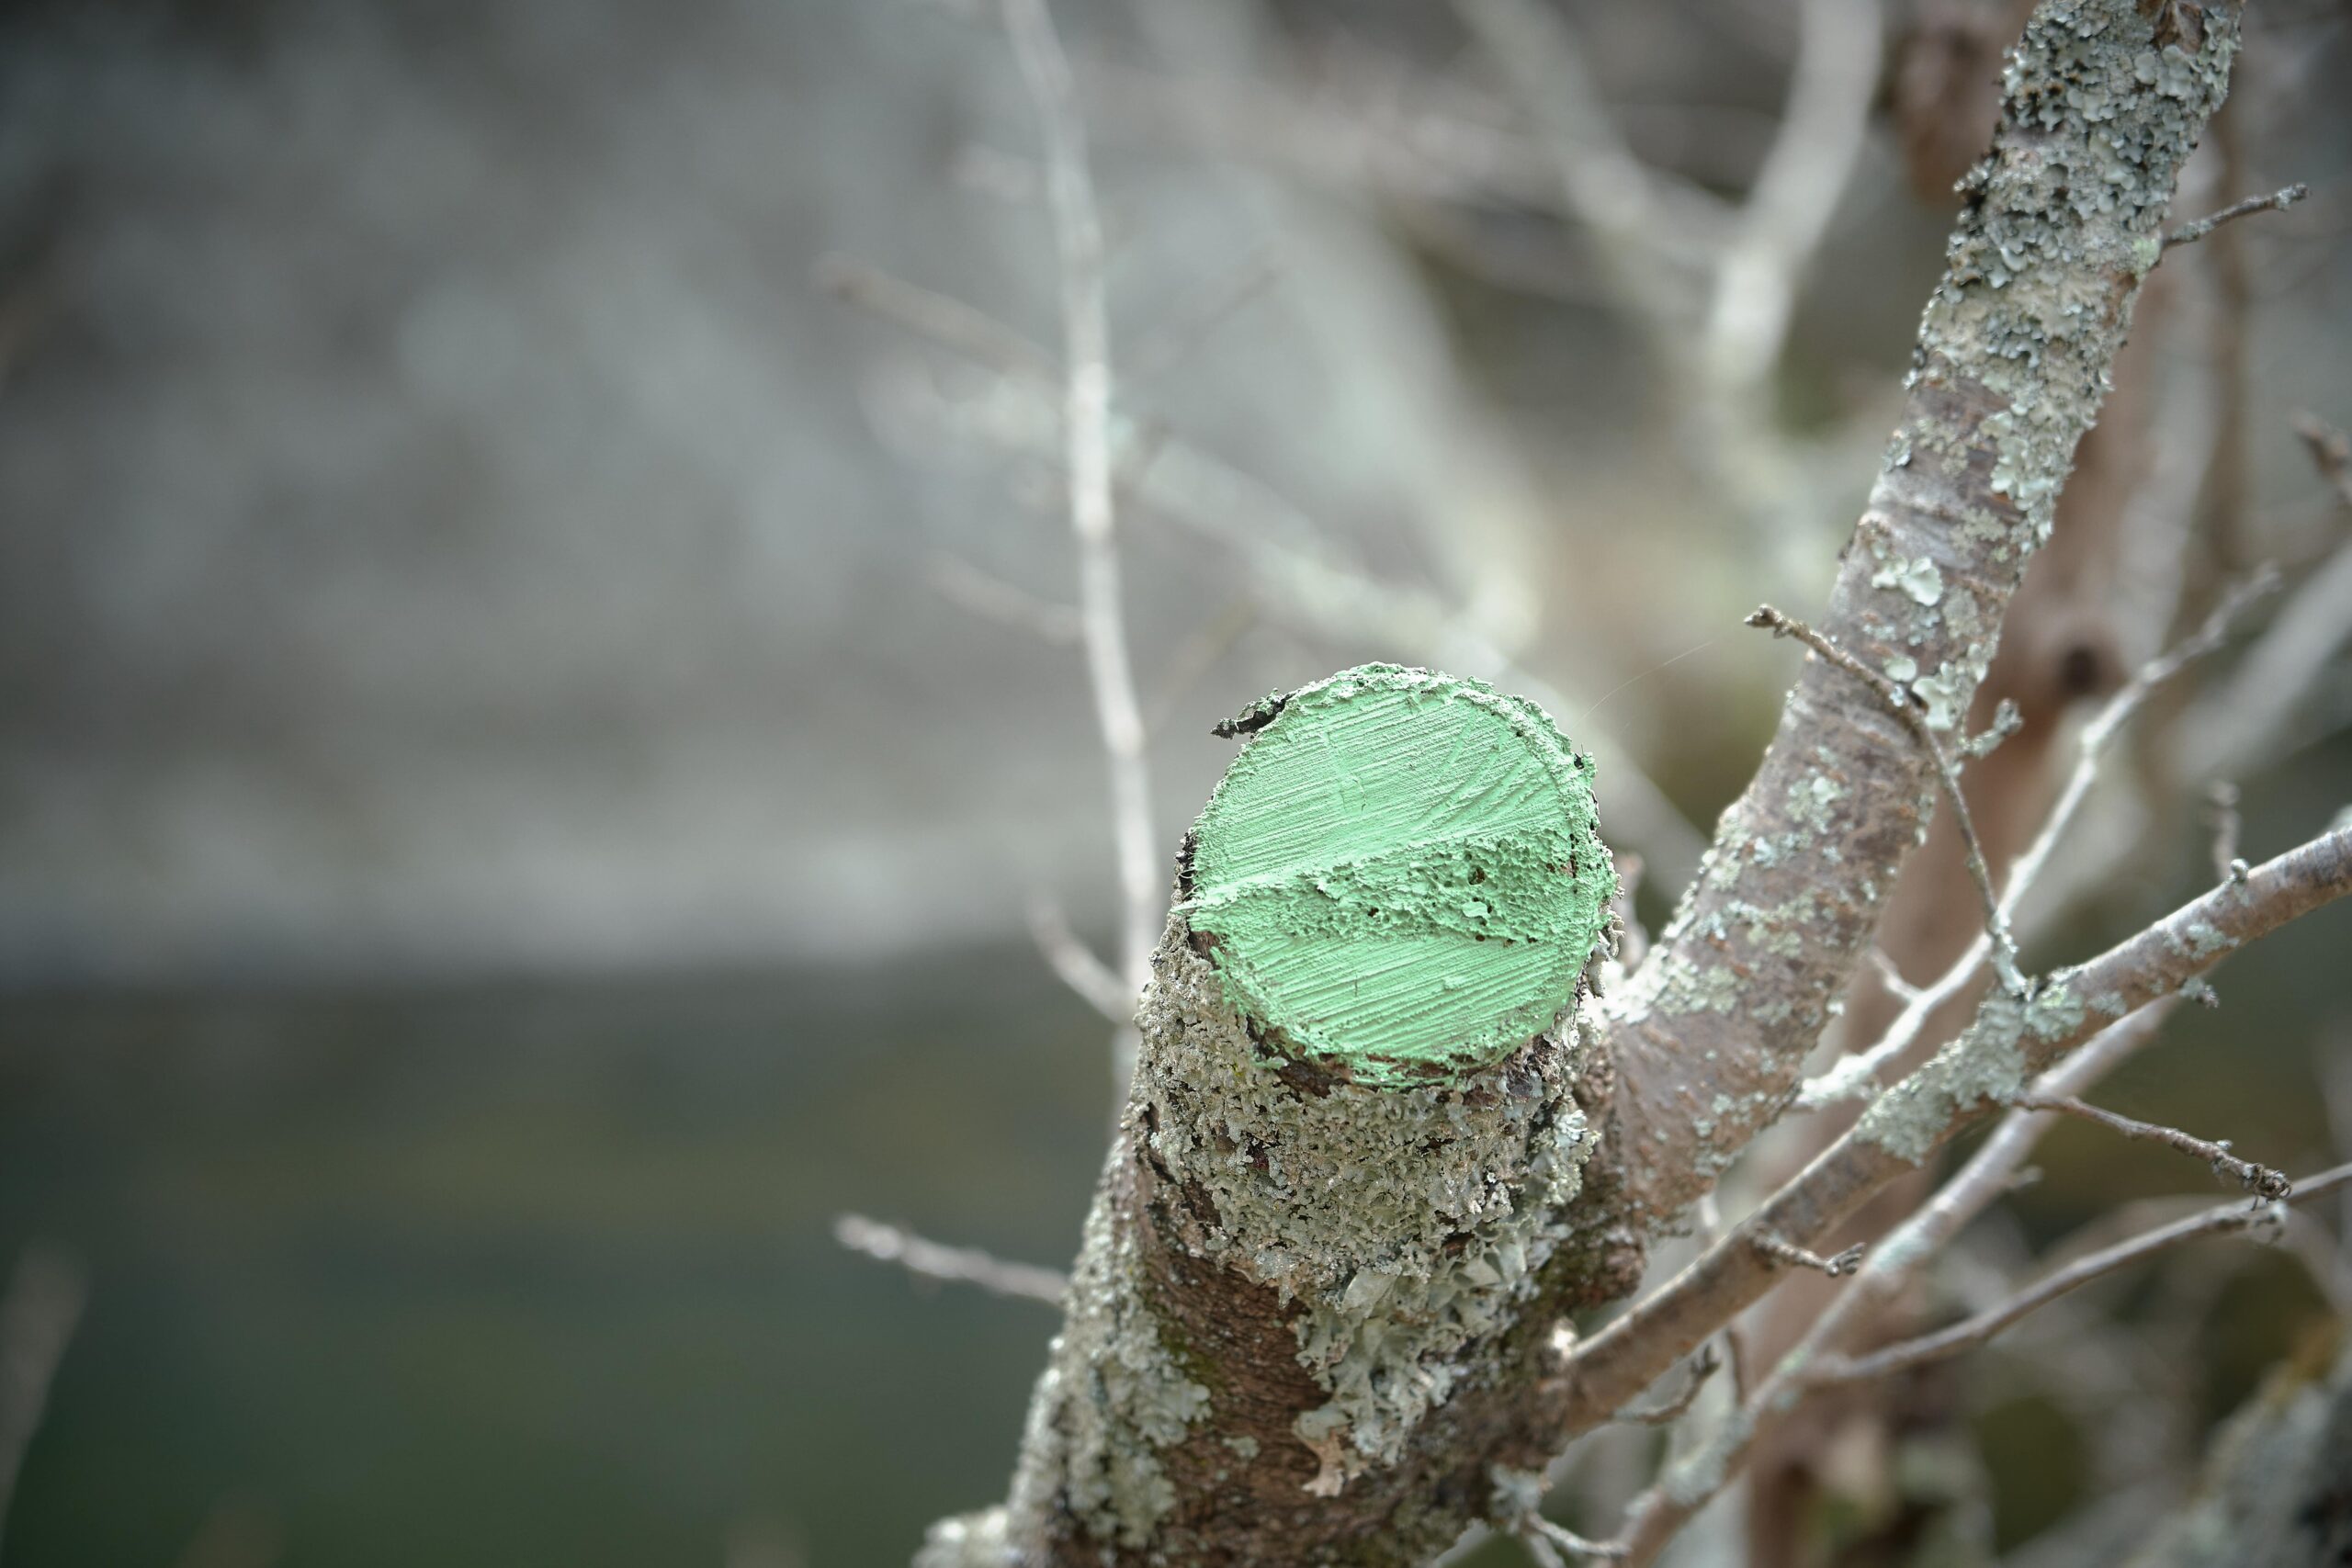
left=1002, top=0, right=1159, bottom=1018
left=1808, top=1161, right=2352, bottom=1385
left=2160, top=182, right=2308, bottom=252
left=1555, top=820, right=2352, bottom=1446
left=833, top=1214, right=1069, bottom=1306
left=1607, top=0, right=2245, bottom=1213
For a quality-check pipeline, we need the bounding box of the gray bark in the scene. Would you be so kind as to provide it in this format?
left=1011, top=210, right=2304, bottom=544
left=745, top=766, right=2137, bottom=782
left=924, top=4, right=2279, bottom=1563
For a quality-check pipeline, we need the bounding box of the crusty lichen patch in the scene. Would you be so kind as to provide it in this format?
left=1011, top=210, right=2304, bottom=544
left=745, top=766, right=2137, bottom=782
left=1004, top=1140, right=1212, bottom=1549
left=1857, top=973, right=2086, bottom=1163
left=1138, top=923, right=1596, bottom=1495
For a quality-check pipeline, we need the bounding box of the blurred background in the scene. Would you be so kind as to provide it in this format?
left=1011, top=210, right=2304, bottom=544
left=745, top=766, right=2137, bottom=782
left=1, top=0, right=2348, bottom=1563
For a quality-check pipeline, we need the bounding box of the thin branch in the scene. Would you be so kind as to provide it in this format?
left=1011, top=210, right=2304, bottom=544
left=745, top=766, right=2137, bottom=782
left=837, top=258, right=1709, bottom=884
left=1611, top=1345, right=1718, bottom=1427
left=1604, top=998, right=2183, bottom=1563
left=1125, top=242, right=1283, bottom=386
left=1747, top=604, right=2022, bottom=994
left=1701, top=0, right=1882, bottom=392
left=1453, top=0, right=1690, bottom=340
left=833, top=1214, right=1069, bottom=1306
left=1799, top=570, right=2275, bottom=1108
left=815, top=253, right=1052, bottom=382
left=1809, top=1161, right=2352, bottom=1384
left=1521, top=1515, right=1629, bottom=1563
left=1753, top=1232, right=1864, bottom=1278
left=2297, top=411, right=2352, bottom=509
left=2008, top=1093, right=2290, bottom=1200
left=1002, top=0, right=1159, bottom=1007
left=1026, top=895, right=1132, bottom=1024
left=2205, top=779, right=2242, bottom=882
left=1556, top=820, right=2352, bottom=1450
left=925, top=554, right=1084, bottom=644
left=0, top=1245, right=87, bottom=1559
left=1864, top=948, right=1924, bottom=1004
left=2160, top=182, right=2309, bottom=251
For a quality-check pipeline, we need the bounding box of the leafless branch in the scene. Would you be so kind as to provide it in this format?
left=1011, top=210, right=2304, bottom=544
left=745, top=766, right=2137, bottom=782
left=1611, top=1346, right=1718, bottom=1427
left=0, top=1245, right=87, bottom=1558
left=2008, top=1093, right=2290, bottom=1200
left=1753, top=1233, right=1865, bottom=1278
left=833, top=1214, right=1068, bottom=1306
left=1702, top=0, right=1881, bottom=393
left=1602, top=998, right=2187, bottom=1562
left=1002, top=0, right=1159, bottom=1015
left=842, top=261, right=1710, bottom=883
left=1809, top=1161, right=2352, bottom=1385
left=815, top=253, right=1052, bottom=383
left=1125, top=242, right=1283, bottom=386
left=2297, top=411, right=2352, bottom=508
left=1747, top=603, right=2022, bottom=993
left=1025, top=895, right=1131, bottom=1024
left=2160, top=182, right=2309, bottom=251
left=925, top=555, right=1084, bottom=644
left=1520, top=1514, right=1629, bottom=1563
left=1558, top=820, right=2352, bottom=1449
left=2206, top=780, right=2243, bottom=881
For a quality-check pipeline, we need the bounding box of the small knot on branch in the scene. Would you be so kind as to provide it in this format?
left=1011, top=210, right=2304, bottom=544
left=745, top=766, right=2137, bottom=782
left=1754, top=1232, right=1865, bottom=1278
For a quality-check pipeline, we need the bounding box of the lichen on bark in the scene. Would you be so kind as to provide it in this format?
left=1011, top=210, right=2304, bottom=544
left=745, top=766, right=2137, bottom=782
left=961, top=666, right=1617, bottom=1563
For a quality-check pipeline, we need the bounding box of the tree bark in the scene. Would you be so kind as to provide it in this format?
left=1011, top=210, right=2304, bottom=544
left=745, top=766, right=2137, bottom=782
left=922, top=3, right=2253, bottom=1562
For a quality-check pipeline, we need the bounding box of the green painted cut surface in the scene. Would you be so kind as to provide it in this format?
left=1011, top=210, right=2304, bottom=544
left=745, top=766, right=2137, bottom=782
left=1181, top=664, right=1614, bottom=1088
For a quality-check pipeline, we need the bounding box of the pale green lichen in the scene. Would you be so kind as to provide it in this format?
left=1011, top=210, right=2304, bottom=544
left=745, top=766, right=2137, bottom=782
left=1137, top=923, right=1597, bottom=1495
left=1003, top=1139, right=1213, bottom=1548
left=1858, top=975, right=2087, bottom=1163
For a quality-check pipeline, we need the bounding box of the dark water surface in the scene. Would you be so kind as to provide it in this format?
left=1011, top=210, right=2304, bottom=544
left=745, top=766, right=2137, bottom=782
left=2, top=849, right=2345, bottom=1565
left=0, top=950, right=1111, bottom=1567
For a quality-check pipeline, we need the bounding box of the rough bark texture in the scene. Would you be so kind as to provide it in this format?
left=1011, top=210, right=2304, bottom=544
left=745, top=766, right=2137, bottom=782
left=963, top=918, right=1617, bottom=1567
left=922, top=3, right=2251, bottom=1562
left=1603, top=0, right=2242, bottom=1216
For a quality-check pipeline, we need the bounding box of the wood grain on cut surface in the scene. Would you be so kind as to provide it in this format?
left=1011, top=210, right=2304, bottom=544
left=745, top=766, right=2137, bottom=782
left=1182, top=663, right=1614, bottom=1086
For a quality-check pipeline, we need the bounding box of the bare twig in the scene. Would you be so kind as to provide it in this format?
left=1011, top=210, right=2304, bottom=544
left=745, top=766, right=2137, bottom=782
left=2175, top=418, right=2352, bottom=771
left=1702, top=0, right=1882, bottom=393
left=2206, top=780, right=2243, bottom=881
left=815, top=253, right=1053, bottom=382
left=926, top=555, right=1084, bottom=644
left=1453, top=0, right=1690, bottom=341
left=1125, top=242, right=1283, bottom=386
left=1747, top=604, right=2022, bottom=994
left=1002, top=0, right=1159, bottom=1017
left=1521, top=1515, right=1629, bottom=1563
left=0, top=1245, right=87, bottom=1558
left=2297, top=412, right=2352, bottom=508
left=1799, top=571, right=2274, bottom=1108
left=1605, top=998, right=2184, bottom=1562
left=833, top=1214, right=1069, bottom=1306
left=1557, top=820, right=2352, bottom=1450
left=1754, top=1233, right=1864, bottom=1277
left=2009, top=1093, right=2290, bottom=1200
left=1809, top=1161, right=2352, bottom=1384
left=2160, top=182, right=2309, bottom=251
left=1864, top=948, right=1924, bottom=1004
left=839, top=260, right=1709, bottom=882
left=1611, top=1346, right=1718, bottom=1427
left=1025, top=895, right=1131, bottom=1023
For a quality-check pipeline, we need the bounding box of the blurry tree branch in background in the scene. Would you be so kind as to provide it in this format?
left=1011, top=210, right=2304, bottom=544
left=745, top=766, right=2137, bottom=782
left=831, top=1215, right=1068, bottom=1308
left=817, top=0, right=2352, bottom=1562
left=0, top=1246, right=85, bottom=1561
